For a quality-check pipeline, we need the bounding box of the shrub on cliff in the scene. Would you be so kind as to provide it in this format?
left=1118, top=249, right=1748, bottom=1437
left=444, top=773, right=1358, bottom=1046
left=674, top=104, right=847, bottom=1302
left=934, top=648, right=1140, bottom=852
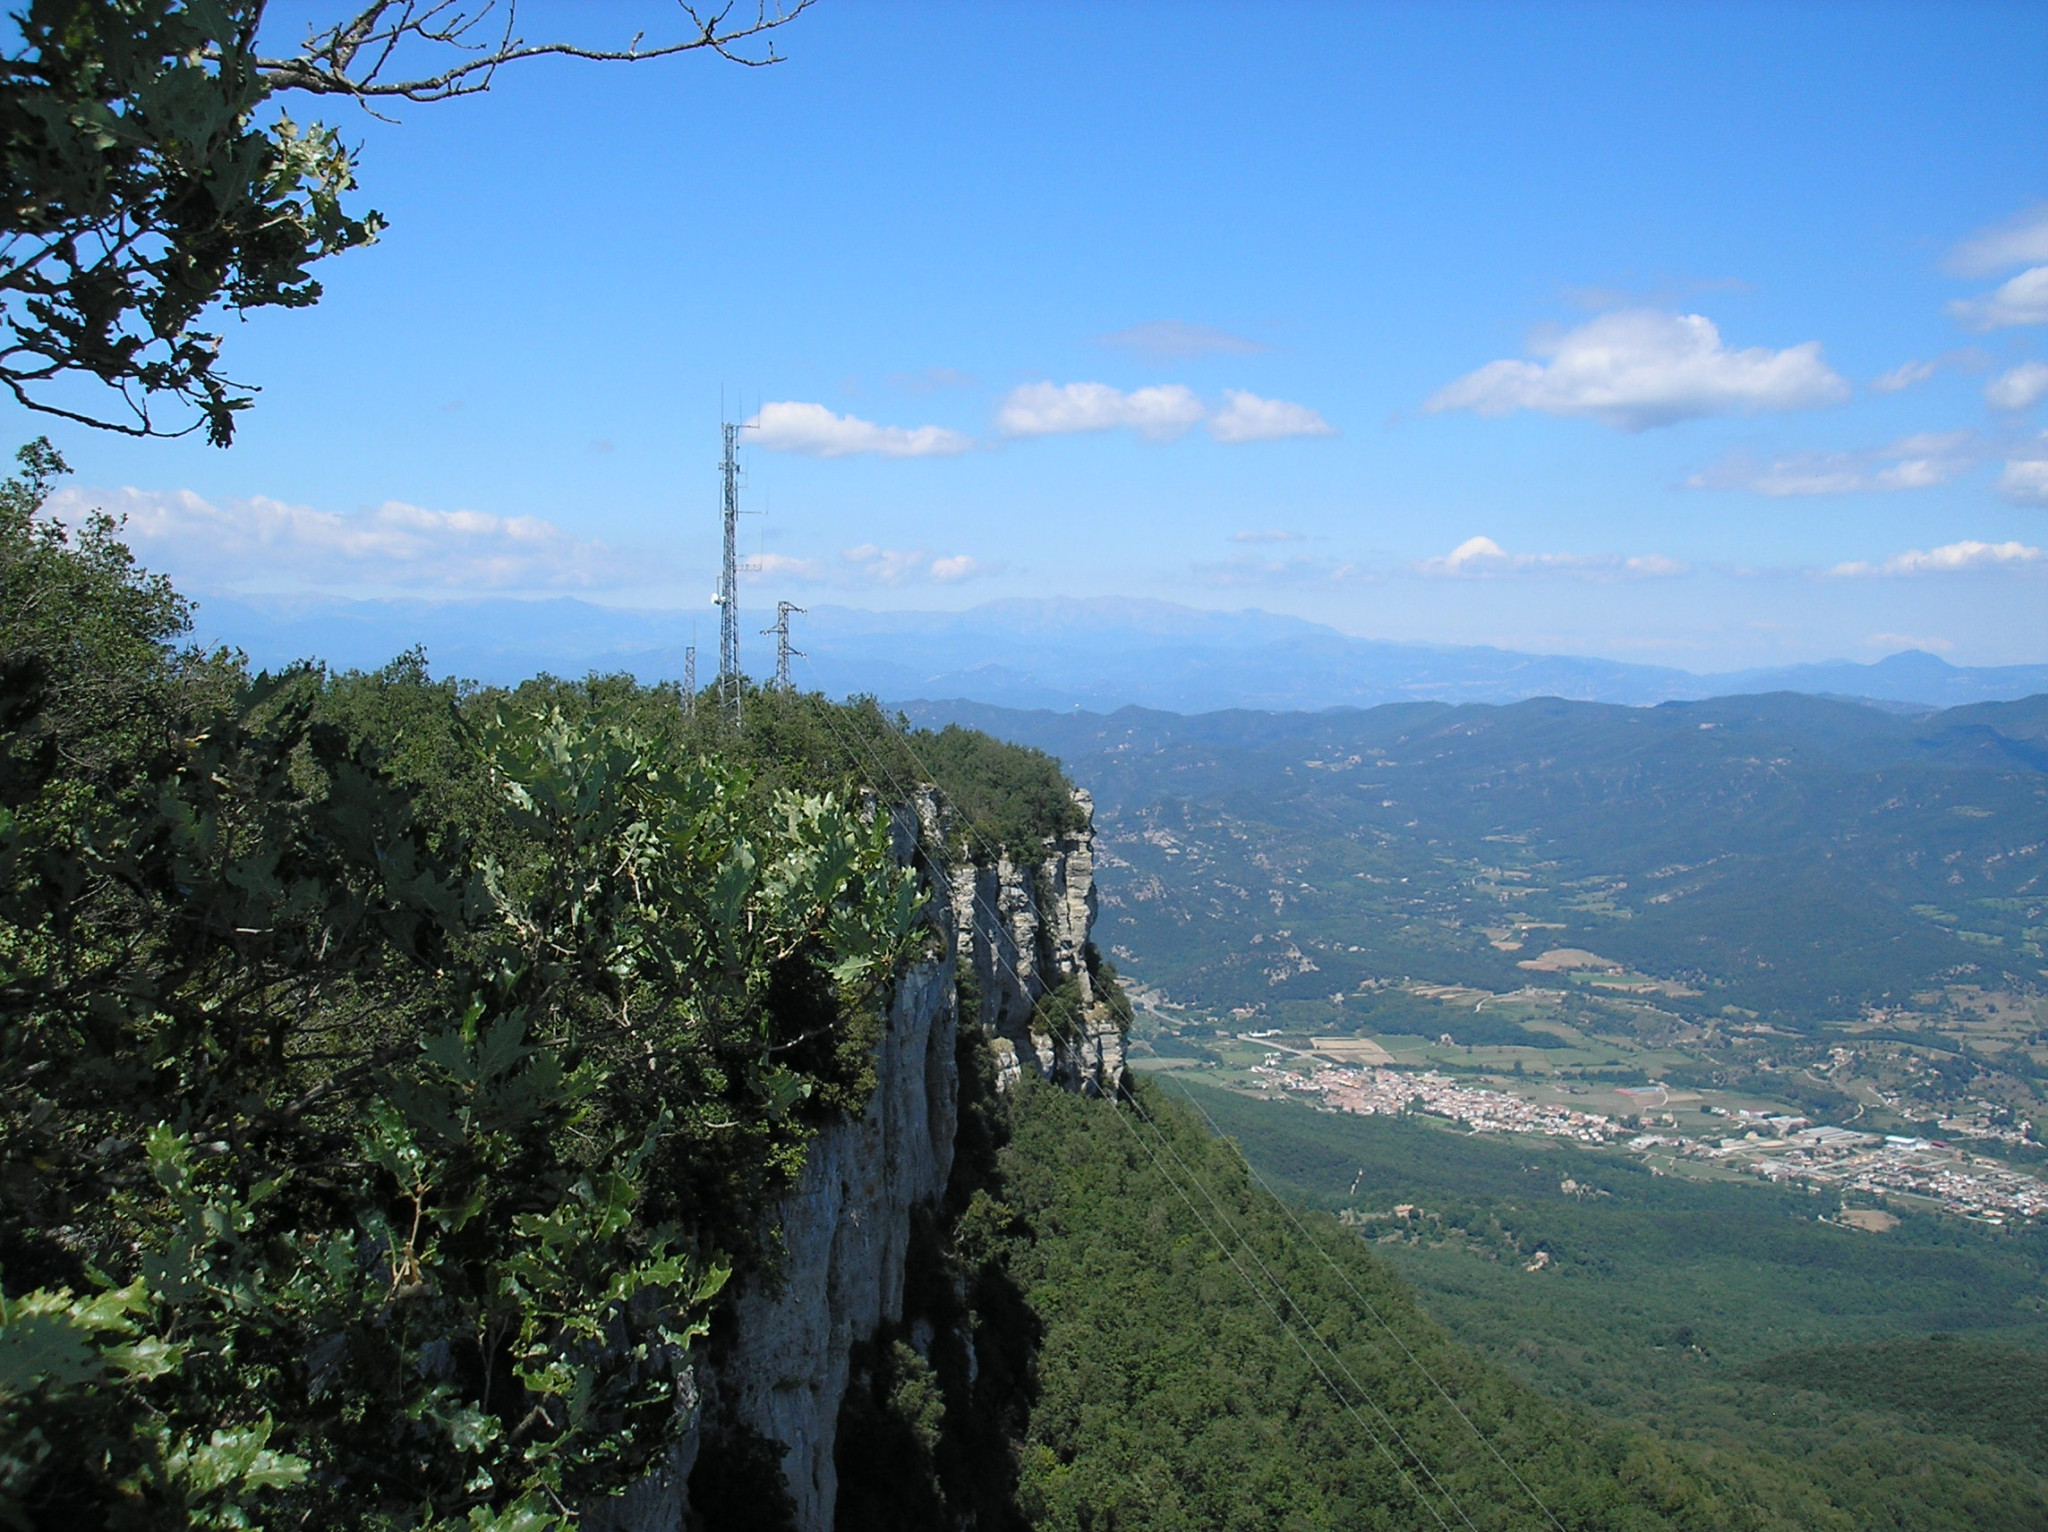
left=0, top=444, right=925, bottom=1531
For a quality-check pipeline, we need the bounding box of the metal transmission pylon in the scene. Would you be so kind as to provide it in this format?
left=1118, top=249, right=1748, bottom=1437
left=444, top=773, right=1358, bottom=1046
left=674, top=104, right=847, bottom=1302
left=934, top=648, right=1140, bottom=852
left=762, top=602, right=804, bottom=690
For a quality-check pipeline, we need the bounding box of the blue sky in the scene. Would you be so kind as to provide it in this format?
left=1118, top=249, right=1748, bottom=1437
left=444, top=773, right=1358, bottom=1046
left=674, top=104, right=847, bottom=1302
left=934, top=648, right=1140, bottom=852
left=19, top=0, right=2048, bottom=669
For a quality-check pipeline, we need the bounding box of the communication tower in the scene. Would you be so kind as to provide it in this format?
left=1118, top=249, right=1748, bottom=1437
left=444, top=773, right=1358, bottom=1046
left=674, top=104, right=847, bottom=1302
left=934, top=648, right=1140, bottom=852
left=682, top=643, right=696, bottom=716
left=709, top=419, right=757, bottom=725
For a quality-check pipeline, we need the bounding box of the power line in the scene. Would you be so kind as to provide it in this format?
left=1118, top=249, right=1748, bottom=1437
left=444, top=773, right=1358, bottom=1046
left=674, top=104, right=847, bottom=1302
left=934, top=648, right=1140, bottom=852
left=788, top=692, right=1482, bottom=1529
left=1100, top=1089, right=1464, bottom=1532
left=1159, top=1075, right=1572, bottom=1532
left=849, top=684, right=1548, bottom=1525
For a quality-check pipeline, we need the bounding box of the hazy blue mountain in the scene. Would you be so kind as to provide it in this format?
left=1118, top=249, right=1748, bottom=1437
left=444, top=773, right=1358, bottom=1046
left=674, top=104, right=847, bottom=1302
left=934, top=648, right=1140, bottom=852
left=186, top=592, right=2048, bottom=709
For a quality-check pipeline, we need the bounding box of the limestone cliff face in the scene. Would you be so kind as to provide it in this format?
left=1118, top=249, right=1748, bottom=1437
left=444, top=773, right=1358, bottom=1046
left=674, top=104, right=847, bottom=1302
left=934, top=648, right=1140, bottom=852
left=615, top=787, right=1124, bottom=1532
left=948, top=788, right=1130, bottom=1097
left=709, top=954, right=960, bottom=1528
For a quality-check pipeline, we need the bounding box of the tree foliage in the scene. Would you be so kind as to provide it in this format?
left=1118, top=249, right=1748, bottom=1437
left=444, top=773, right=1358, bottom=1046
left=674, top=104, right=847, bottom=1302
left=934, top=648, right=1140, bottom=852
left=0, top=442, right=927, bottom=1529
left=0, top=1, right=810, bottom=443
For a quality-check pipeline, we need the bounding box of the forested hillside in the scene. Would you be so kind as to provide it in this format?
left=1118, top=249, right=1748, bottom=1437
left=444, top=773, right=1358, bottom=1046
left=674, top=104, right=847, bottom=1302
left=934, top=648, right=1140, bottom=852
left=1166, top=1079, right=2048, bottom=1531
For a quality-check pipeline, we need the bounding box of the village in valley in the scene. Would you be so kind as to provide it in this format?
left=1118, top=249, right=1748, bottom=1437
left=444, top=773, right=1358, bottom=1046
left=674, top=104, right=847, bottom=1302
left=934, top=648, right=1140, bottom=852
left=1131, top=957, right=2048, bottom=1229
left=1251, top=1056, right=2048, bottom=1224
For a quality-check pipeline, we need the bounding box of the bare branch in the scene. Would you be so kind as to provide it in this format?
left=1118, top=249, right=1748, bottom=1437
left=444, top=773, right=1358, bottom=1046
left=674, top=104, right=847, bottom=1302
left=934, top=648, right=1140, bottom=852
left=257, top=0, right=816, bottom=104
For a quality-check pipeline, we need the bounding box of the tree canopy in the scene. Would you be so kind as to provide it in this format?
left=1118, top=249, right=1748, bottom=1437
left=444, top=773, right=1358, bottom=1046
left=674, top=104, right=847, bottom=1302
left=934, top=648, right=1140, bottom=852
left=0, top=1, right=809, bottom=444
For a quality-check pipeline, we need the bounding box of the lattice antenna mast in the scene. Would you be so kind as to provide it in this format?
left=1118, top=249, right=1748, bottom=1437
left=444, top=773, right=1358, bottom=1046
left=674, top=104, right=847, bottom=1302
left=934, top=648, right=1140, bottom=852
left=710, top=418, right=759, bottom=726
left=682, top=643, right=696, bottom=716
left=763, top=601, right=804, bottom=690
left=716, top=421, right=742, bottom=720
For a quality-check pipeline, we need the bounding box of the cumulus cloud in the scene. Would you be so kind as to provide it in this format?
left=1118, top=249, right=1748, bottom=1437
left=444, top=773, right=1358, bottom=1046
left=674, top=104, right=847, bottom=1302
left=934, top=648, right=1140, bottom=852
left=1424, top=310, right=1850, bottom=431
left=1207, top=389, right=1338, bottom=443
left=1997, top=437, right=2048, bottom=504
left=1687, top=431, right=1978, bottom=497
left=994, top=381, right=1334, bottom=445
left=1416, top=535, right=1687, bottom=580
left=1830, top=540, right=2043, bottom=577
left=750, top=552, right=826, bottom=580
left=1870, top=359, right=1936, bottom=394
left=748, top=400, right=975, bottom=458
left=1948, top=266, right=2048, bottom=331
left=995, top=381, right=1207, bottom=441
left=1949, top=203, right=2048, bottom=278
left=1986, top=361, right=2048, bottom=411
left=1095, top=320, right=1272, bottom=360
left=48, top=485, right=640, bottom=592
left=841, top=545, right=987, bottom=585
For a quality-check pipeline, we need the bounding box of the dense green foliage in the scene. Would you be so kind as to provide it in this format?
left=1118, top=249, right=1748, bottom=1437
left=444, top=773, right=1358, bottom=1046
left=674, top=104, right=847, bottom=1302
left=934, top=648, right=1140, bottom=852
left=0, top=445, right=937, bottom=1529
left=1742, top=1335, right=2048, bottom=1475
left=991, top=1078, right=1877, bottom=1532
left=1167, top=1080, right=2048, bottom=1531
left=907, top=725, right=1088, bottom=858
left=1, top=1, right=378, bottom=443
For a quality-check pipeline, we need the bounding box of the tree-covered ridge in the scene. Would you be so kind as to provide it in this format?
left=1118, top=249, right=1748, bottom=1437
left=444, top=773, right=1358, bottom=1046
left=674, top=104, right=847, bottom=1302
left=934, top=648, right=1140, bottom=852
left=1170, top=1080, right=2048, bottom=1532
left=910, top=696, right=2048, bottom=1025
left=0, top=442, right=1058, bottom=1530
left=991, top=1079, right=1870, bottom=1532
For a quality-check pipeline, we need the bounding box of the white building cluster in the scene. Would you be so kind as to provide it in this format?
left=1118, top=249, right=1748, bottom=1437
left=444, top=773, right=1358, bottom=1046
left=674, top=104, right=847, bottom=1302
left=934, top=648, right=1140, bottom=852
left=1742, top=1136, right=2048, bottom=1223
left=1271, top=1063, right=1621, bottom=1143
left=1271, top=1060, right=2047, bottom=1224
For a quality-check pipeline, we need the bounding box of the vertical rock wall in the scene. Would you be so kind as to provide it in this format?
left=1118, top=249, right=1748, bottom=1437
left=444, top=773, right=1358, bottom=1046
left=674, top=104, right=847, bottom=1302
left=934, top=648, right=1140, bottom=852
left=708, top=955, right=960, bottom=1528
left=619, top=788, right=1125, bottom=1531
left=949, top=788, right=1129, bottom=1097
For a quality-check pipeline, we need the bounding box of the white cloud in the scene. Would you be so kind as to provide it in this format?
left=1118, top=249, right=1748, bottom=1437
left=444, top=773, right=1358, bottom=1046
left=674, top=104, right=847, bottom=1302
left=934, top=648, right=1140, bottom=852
left=1997, top=439, right=2048, bottom=505
left=49, top=485, right=640, bottom=592
left=1948, top=266, right=2048, bottom=331
left=1416, top=535, right=1687, bottom=580
left=1687, top=431, right=1977, bottom=497
left=1985, top=361, right=2048, bottom=411
left=750, top=552, right=827, bottom=580
left=1095, top=320, right=1272, bottom=360
left=1830, top=540, right=2043, bottom=577
left=748, top=400, right=975, bottom=458
left=1206, top=389, right=1337, bottom=443
left=1949, top=203, right=2048, bottom=277
left=1424, top=310, right=1850, bottom=431
left=995, top=381, right=1206, bottom=441
left=994, top=381, right=1334, bottom=445
left=840, top=544, right=989, bottom=585
left=1231, top=529, right=1305, bottom=543
left=1870, top=359, right=1936, bottom=394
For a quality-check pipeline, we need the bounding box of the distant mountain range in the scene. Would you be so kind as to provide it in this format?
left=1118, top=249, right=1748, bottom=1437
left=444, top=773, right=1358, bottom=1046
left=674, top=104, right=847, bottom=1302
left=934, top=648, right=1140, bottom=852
left=187, top=592, right=2048, bottom=711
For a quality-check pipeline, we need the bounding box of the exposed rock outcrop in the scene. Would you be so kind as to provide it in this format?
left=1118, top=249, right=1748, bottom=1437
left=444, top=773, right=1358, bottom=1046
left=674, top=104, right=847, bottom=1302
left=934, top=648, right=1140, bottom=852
left=615, top=787, right=1125, bottom=1531
left=709, top=954, right=960, bottom=1528
left=949, top=788, right=1129, bottom=1097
